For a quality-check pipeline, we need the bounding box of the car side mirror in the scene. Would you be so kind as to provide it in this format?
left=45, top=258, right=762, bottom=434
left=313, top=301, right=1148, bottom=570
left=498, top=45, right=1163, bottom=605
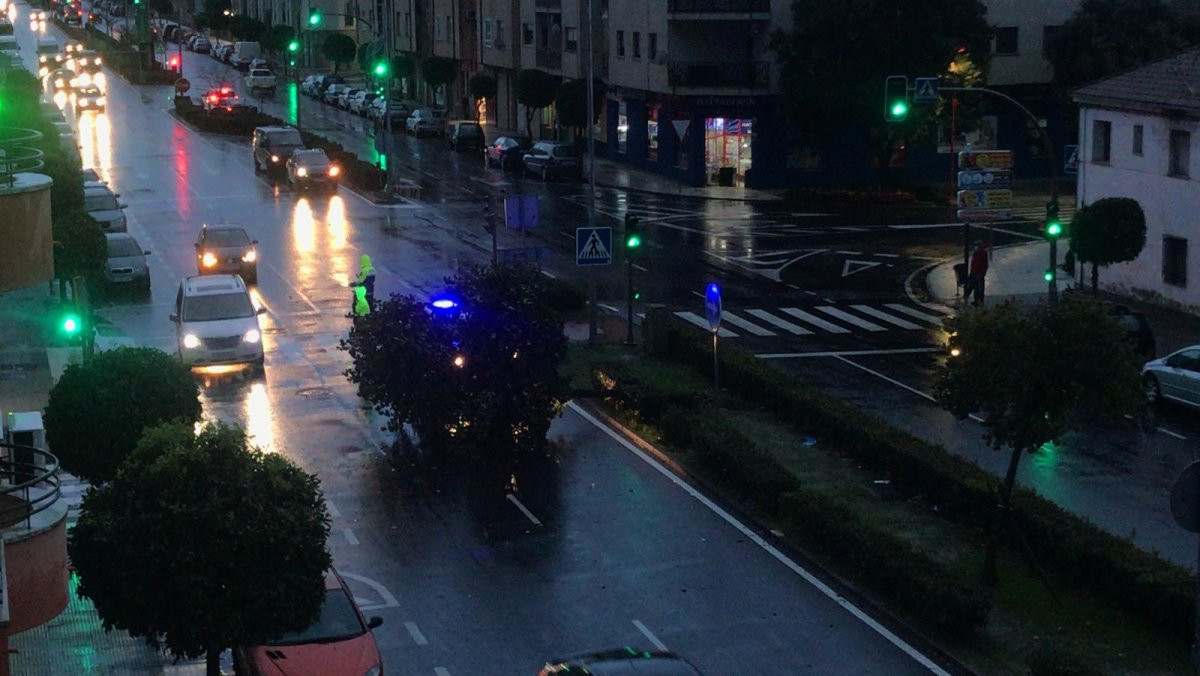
left=143, top=250, right=151, bottom=255
left=252, top=239, right=258, bottom=244
left=169, top=313, right=178, bottom=322
left=119, top=203, right=128, bottom=209
left=367, top=616, right=383, bottom=629
left=256, top=306, right=267, bottom=315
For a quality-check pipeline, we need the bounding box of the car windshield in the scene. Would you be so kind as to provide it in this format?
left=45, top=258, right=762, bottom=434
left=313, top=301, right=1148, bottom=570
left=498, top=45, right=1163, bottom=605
left=268, top=130, right=303, bottom=146
left=107, top=238, right=142, bottom=257
left=182, top=292, right=255, bottom=322
left=204, top=229, right=251, bottom=247
left=266, top=588, right=365, bottom=646
left=552, top=145, right=578, bottom=158
left=458, top=125, right=482, bottom=137
left=293, top=150, right=329, bottom=166
left=250, top=69, right=271, bottom=77
left=84, top=193, right=119, bottom=211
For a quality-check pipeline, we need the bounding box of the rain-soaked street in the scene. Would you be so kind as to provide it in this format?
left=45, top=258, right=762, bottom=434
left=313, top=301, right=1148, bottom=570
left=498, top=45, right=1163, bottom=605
left=17, top=1, right=1200, bottom=670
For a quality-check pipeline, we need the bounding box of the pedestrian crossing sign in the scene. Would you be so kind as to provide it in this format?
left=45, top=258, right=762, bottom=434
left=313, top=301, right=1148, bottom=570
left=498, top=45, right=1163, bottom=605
left=913, top=77, right=939, bottom=103
left=576, top=227, right=613, bottom=266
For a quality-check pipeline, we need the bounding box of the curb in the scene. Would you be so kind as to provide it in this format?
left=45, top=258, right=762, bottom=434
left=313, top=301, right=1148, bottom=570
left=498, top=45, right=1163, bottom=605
left=571, top=398, right=979, bottom=676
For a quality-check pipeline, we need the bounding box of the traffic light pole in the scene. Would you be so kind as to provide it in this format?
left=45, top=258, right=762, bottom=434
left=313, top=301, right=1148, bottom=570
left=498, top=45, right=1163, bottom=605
left=624, top=257, right=635, bottom=346
left=585, top=0, right=598, bottom=346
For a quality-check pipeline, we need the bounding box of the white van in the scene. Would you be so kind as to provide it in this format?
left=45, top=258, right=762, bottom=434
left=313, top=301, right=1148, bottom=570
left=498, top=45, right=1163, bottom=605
left=0, top=35, right=18, bottom=57
left=230, top=41, right=260, bottom=71
left=171, top=274, right=265, bottom=368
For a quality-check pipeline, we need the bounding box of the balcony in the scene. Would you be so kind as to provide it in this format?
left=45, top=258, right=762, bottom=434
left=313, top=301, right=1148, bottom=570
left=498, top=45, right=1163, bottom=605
left=536, top=47, right=561, bottom=71
left=668, top=0, right=770, bottom=14
left=668, top=60, right=769, bottom=90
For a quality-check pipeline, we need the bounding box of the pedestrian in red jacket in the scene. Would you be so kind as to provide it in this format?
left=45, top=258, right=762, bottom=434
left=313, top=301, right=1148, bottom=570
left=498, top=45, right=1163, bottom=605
left=968, top=244, right=990, bottom=305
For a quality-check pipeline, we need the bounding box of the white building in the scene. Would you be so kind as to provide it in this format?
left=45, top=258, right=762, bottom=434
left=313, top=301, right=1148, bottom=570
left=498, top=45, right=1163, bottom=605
left=1073, top=48, right=1200, bottom=309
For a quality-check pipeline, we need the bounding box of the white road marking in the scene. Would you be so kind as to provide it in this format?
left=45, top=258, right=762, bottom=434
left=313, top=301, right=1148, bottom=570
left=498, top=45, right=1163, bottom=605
left=262, top=261, right=320, bottom=315
left=834, top=357, right=985, bottom=424
left=745, top=309, right=812, bottom=335
left=568, top=402, right=952, bottom=676
left=632, top=619, right=668, bottom=651
left=1158, top=427, right=1187, bottom=440
left=633, top=263, right=648, bottom=272
left=434, top=668, right=452, bottom=676
left=757, top=347, right=941, bottom=359
left=405, top=621, right=429, bottom=645
left=675, top=311, right=736, bottom=337
left=340, top=572, right=401, bottom=610
left=506, top=493, right=543, bottom=526
left=778, top=307, right=849, bottom=333
left=851, top=305, right=921, bottom=330
left=342, top=527, right=359, bottom=545
left=884, top=303, right=945, bottom=325
left=816, top=306, right=885, bottom=332
left=887, top=223, right=961, bottom=230
left=835, top=250, right=862, bottom=255
left=720, top=311, right=776, bottom=336
left=325, top=499, right=341, bottom=518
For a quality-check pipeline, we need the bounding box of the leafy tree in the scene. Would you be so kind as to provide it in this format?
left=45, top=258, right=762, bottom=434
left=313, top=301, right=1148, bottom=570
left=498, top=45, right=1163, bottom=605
left=770, top=0, right=991, bottom=176
left=52, top=210, right=106, bottom=283
left=421, top=55, right=459, bottom=97
left=70, top=422, right=332, bottom=676
left=554, top=77, right=603, bottom=136
left=1069, top=197, right=1147, bottom=294
left=321, top=33, right=357, bottom=73
left=1047, top=0, right=1200, bottom=95
left=342, top=264, right=570, bottom=464
left=228, top=15, right=266, bottom=42
left=515, top=69, right=560, bottom=138
left=260, top=24, right=294, bottom=55
left=195, top=0, right=232, bottom=33
left=934, top=301, right=1142, bottom=583
left=390, top=53, right=414, bottom=80
left=44, top=347, right=201, bottom=483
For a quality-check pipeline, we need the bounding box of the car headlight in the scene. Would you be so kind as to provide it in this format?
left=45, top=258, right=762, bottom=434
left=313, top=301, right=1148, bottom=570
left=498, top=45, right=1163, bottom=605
left=201, top=252, right=217, bottom=267
left=295, top=166, right=307, bottom=177
left=182, top=334, right=201, bottom=349
left=242, top=328, right=261, bottom=344
left=96, top=96, right=105, bottom=106
left=55, top=79, right=63, bottom=87
left=271, top=154, right=279, bottom=162
left=364, top=666, right=381, bottom=676
left=328, top=165, right=340, bottom=177
left=241, top=250, right=256, bottom=263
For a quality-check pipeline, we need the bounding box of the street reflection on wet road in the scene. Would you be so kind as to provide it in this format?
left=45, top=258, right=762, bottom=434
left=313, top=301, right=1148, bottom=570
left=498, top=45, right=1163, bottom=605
left=76, top=111, right=111, bottom=171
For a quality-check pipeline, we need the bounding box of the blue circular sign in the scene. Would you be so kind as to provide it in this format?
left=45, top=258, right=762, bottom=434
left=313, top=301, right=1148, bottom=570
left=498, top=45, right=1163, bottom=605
left=704, top=282, right=722, bottom=333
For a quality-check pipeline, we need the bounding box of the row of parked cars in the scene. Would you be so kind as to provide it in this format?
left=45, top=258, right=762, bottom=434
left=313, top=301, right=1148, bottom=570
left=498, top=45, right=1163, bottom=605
left=298, top=74, right=454, bottom=137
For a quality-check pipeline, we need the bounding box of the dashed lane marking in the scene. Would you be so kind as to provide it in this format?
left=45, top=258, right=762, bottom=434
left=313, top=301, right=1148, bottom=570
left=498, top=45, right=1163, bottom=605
left=632, top=620, right=668, bottom=652
left=506, top=494, right=543, bottom=526
left=325, top=499, right=341, bottom=518
left=405, top=621, right=429, bottom=646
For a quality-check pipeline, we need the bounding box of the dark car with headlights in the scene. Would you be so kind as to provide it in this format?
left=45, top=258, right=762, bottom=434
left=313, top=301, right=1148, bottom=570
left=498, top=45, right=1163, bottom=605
left=252, top=125, right=304, bottom=177
left=286, top=148, right=341, bottom=192
left=195, top=224, right=258, bottom=284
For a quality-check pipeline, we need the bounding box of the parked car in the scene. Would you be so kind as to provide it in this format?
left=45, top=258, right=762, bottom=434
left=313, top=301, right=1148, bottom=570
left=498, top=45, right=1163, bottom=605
left=248, top=57, right=269, bottom=72
left=192, top=37, right=211, bottom=54
left=244, top=68, right=276, bottom=95
left=232, top=570, right=383, bottom=676
left=194, top=224, right=258, bottom=283
left=485, top=135, right=531, bottom=170
left=522, top=141, right=582, bottom=180
left=104, top=232, right=150, bottom=289
left=322, top=83, right=350, bottom=105
left=313, top=73, right=344, bottom=97
left=1062, top=291, right=1157, bottom=361
left=162, top=22, right=179, bottom=41
left=251, top=125, right=305, bottom=176
left=215, top=43, right=234, bottom=63
left=286, top=148, right=340, bottom=192
left=0, top=17, right=12, bottom=37
left=337, top=87, right=363, bottom=110
left=447, top=121, right=484, bottom=151
left=171, top=274, right=265, bottom=368
left=1144, top=346, right=1200, bottom=409
left=348, top=90, right=377, bottom=115
left=83, top=185, right=127, bottom=232
left=367, top=98, right=412, bottom=127
left=299, top=74, right=321, bottom=96
left=405, top=107, right=446, bottom=136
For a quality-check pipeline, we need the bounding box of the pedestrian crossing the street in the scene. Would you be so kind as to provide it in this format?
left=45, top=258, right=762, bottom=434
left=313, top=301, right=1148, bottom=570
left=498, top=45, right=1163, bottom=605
left=673, top=301, right=953, bottom=339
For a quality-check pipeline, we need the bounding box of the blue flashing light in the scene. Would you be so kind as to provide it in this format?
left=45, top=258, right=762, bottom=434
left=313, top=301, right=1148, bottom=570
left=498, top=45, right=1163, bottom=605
left=707, top=282, right=719, bottom=295
left=431, top=299, right=458, bottom=310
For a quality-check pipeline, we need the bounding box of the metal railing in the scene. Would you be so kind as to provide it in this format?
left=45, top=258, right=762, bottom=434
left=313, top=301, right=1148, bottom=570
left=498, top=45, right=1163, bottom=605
left=0, top=127, right=45, bottom=187
left=0, top=442, right=61, bottom=531
left=668, top=60, right=769, bottom=88
left=668, top=0, right=770, bottom=13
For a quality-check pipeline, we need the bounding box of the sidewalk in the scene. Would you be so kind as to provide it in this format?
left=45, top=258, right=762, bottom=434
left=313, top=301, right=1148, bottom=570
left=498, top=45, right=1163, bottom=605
left=925, top=240, right=1070, bottom=308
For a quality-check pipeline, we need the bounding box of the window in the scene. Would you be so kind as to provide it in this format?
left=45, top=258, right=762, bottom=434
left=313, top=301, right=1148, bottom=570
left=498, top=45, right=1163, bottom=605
left=616, top=30, right=625, bottom=58
left=1133, top=124, right=1144, bottom=156
left=495, top=20, right=505, bottom=49
left=1042, top=25, right=1062, bottom=57
left=404, top=11, right=411, bottom=37
left=649, top=33, right=657, bottom=61
left=1164, top=235, right=1188, bottom=287
left=484, top=18, right=493, bottom=48
left=565, top=26, right=578, bottom=52
left=522, top=22, right=533, bottom=46
left=435, top=14, right=446, bottom=41
left=1170, top=130, right=1191, bottom=177
left=617, top=101, right=628, bottom=152
left=1092, top=119, right=1111, bottom=162
left=344, top=2, right=354, bottom=27
left=994, top=26, right=1018, bottom=55
left=632, top=32, right=641, bottom=59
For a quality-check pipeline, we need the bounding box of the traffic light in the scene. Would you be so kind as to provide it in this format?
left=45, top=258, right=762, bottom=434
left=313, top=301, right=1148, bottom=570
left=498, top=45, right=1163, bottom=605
left=624, top=214, right=641, bottom=250
left=1045, top=201, right=1063, bottom=239
left=168, top=54, right=180, bottom=70
left=287, top=39, right=299, bottom=53
left=307, top=7, right=321, bottom=26
left=61, top=313, right=80, bottom=335
left=883, top=75, right=909, bottom=122
left=1043, top=267, right=1055, bottom=283
left=373, top=60, right=388, bottom=77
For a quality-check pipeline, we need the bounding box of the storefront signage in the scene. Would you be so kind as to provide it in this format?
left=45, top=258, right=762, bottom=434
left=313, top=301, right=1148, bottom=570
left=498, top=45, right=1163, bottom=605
left=957, top=189, right=1012, bottom=209
left=958, top=149, right=1013, bottom=170
left=692, top=96, right=760, bottom=108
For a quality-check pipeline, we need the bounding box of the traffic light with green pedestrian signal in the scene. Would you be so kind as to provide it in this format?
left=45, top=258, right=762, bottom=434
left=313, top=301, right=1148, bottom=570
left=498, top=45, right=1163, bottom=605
left=287, top=39, right=299, bottom=52
left=373, top=60, right=388, bottom=77
left=61, top=313, right=80, bottom=335
left=1045, top=201, right=1063, bottom=239
left=624, top=214, right=642, bottom=251
left=307, top=7, right=322, bottom=26
left=883, top=75, right=909, bottom=122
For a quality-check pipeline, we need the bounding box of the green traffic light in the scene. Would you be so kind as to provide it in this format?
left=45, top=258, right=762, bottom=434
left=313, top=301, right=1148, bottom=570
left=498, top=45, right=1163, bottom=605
left=1043, top=268, right=1055, bottom=282
left=1046, top=221, right=1063, bottom=238
left=62, top=315, right=79, bottom=334
left=287, top=40, right=299, bottom=52
left=374, top=62, right=387, bottom=76
left=626, top=234, right=642, bottom=249
left=889, top=101, right=908, bottom=119
left=307, top=10, right=321, bottom=26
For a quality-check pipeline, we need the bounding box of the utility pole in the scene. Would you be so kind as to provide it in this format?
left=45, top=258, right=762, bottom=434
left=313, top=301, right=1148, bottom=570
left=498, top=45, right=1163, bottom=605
left=382, top=0, right=396, bottom=198
left=293, top=0, right=302, bottom=132
left=585, top=0, right=597, bottom=346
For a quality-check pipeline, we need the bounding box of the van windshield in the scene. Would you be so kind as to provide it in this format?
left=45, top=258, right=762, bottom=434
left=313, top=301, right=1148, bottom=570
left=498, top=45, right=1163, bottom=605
left=183, top=292, right=255, bottom=322
left=267, top=130, right=303, bottom=146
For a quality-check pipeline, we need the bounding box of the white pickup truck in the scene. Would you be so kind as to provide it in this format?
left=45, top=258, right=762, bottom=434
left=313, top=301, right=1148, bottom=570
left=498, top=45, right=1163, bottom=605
left=244, top=68, right=276, bottom=96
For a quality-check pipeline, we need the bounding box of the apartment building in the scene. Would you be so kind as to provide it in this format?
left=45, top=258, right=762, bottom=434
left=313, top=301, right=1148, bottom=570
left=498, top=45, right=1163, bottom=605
left=477, top=0, right=520, bottom=131
left=235, top=0, right=368, bottom=70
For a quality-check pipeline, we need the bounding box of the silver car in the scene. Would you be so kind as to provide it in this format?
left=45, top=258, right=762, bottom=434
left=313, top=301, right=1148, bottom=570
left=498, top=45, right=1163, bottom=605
left=322, top=83, right=350, bottom=105
left=1143, top=346, right=1200, bottom=409
left=104, top=232, right=150, bottom=288
left=286, top=148, right=340, bottom=192
left=83, top=185, right=127, bottom=232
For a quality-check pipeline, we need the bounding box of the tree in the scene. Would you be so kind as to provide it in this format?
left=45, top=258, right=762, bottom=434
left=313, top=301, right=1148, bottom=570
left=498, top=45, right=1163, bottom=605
left=554, top=77, right=603, bottom=136
left=934, top=301, right=1142, bottom=583
left=390, top=53, right=415, bottom=81
left=1047, top=0, right=1200, bottom=95
left=70, top=422, right=332, bottom=676
left=44, top=347, right=202, bottom=483
left=149, top=0, right=174, bottom=17
left=321, top=33, right=357, bottom=73
left=468, top=73, right=497, bottom=120
left=228, top=15, right=266, bottom=42
left=421, top=55, right=459, bottom=98
left=1069, top=197, right=1147, bottom=294
left=342, top=264, right=570, bottom=465
left=770, top=0, right=991, bottom=176
left=52, top=210, right=106, bottom=283
left=515, top=69, right=560, bottom=138
left=260, top=24, right=295, bottom=55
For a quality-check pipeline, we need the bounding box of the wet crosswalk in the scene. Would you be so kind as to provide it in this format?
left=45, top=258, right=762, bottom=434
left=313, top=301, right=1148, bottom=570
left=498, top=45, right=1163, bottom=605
left=673, top=301, right=952, bottom=338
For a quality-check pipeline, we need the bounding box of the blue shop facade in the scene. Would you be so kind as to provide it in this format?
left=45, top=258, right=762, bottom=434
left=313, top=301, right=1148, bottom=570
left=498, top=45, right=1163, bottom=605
left=602, top=87, right=1073, bottom=190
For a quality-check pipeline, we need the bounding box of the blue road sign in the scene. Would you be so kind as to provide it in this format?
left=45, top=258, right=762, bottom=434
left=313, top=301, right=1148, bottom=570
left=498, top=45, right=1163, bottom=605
left=1063, top=144, right=1079, bottom=175
left=913, top=77, right=939, bottom=103
left=505, top=194, right=540, bottom=230
left=576, top=227, right=613, bottom=266
left=705, top=282, right=722, bottom=333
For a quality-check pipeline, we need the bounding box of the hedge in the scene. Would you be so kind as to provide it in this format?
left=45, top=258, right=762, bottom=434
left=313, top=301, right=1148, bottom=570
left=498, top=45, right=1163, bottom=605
left=648, top=315, right=1193, bottom=642
left=590, top=364, right=992, bottom=636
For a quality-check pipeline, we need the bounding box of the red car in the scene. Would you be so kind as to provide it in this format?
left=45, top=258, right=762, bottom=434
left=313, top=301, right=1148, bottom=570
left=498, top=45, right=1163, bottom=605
left=233, top=569, right=384, bottom=676
left=203, top=86, right=239, bottom=112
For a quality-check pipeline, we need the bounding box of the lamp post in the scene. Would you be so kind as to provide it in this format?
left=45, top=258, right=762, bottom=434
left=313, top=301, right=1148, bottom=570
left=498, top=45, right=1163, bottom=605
left=585, top=0, right=597, bottom=345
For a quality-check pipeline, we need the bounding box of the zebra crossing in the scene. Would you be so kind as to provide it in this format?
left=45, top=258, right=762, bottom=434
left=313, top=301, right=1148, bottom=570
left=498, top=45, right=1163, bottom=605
left=673, top=301, right=952, bottom=339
